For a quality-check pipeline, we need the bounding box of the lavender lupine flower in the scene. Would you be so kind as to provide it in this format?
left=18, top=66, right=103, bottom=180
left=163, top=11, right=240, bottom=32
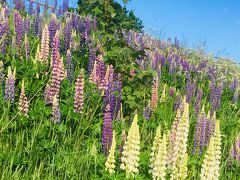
left=32, top=14, right=39, bottom=36
left=28, top=0, right=33, bottom=15
left=15, top=0, right=24, bottom=11
left=52, top=95, right=60, bottom=123
left=0, top=61, right=4, bottom=84
left=74, top=69, right=84, bottom=113
left=195, top=88, right=203, bottom=115
left=23, top=16, right=30, bottom=35
left=186, top=73, right=193, bottom=104
left=57, top=5, right=62, bottom=17
left=66, top=49, right=74, bottom=82
left=4, top=67, right=16, bottom=103
left=79, top=22, right=87, bottom=47
left=173, top=94, right=181, bottom=111
left=88, top=46, right=96, bottom=75
left=14, top=11, right=23, bottom=52
left=38, top=16, right=43, bottom=38
left=232, top=89, right=239, bottom=104
left=36, top=3, right=40, bottom=15
left=49, top=14, right=58, bottom=47
left=102, top=104, right=113, bottom=154
left=205, top=112, right=216, bottom=146
left=143, top=101, right=151, bottom=120
left=62, top=0, right=69, bottom=14
left=229, top=134, right=240, bottom=162
left=210, top=82, right=223, bottom=116
left=63, top=18, right=72, bottom=50
left=229, top=78, right=238, bottom=92
left=96, top=55, right=106, bottom=85
left=0, top=16, right=9, bottom=55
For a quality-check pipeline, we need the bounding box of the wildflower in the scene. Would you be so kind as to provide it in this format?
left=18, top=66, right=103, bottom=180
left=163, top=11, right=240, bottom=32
left=102, top=104, right=113, bottom=154
left=18, top=80, right=29, bottom=117
left=66, top=49, right=74, bottom=82
left=74, top=69, right=84, bottom=113
left=160, top=84, right=167, bottom=103
left=39, top=24, right=50, bottom=64
left=151, top=75, right=159, bottom=111
left=4, top=66, right=16, bottom=103
left=52, top=95, right=60, bottom=123
left=24, top=34, right=30, bottom=60
left=200, top=120, right=221, bottom=180
left=105, top=130, right=116, bottom=175
left=120, top=113, right=141, bottom=178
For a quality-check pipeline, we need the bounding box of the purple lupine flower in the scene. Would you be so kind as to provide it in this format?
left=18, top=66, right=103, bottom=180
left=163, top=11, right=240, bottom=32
left=66, top=49, right=74, bottom=82
left=14, top=11, right=23, bottom=52
left=102, top=104, right=113, bottom=154
left=28, top=0, right=34, bottom=15
left=38, top=16, right=43, bottom=38
left=169, top=88, right=175, bottom=97
left=96, top=55, right=105, bottom=85
left=88, top=46, right=96, bottom=75
left=23, top=17, right=30, bottom=35
left=63, top=18, right=72, bottom=50
left=229, top=78, right=238, bottom=92
left=4, top=67, right=15, bottom=103
left=32, top=14, right=39, bottom=37
left=186, top=73, right=193, bottom=103
left=49, top=14, right=58, bottom=47
left=57, top=5, right=62, bottom=17
left=0, top=61, right=4, bottom=84
left=209, top=78, right=216, bottom=102
left=52, top=95, right=60, bottom=123
left=199, top=116, right=207, bottom=153
left=205, top=117, right=215, bottom=146
left=229, top=134, right=240, bottom=162
left=0, top=17, right=9, bottom=55
left=15, top=0, right=25, bottom=11
left=192, top=110, right=204, bottom=154
left=79, top=21, right=88, bottom=47
left=232, top=89, right=239, bottom=104
left=143, top=101, right=151, bottom=120
left=53, top=0, right=57, bottom=13
left=62, top=0, right=69, bottom=14
left=36, top=3, right=40, bottom=15
left=210, top=82, right=223, bottom=116
left=173, top=94, right=181, bottom=111
left=195, top=87, right=203, bottom=115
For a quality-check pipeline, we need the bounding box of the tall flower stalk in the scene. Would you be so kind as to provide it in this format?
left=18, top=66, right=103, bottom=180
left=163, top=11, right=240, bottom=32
left=74, top=69, right=84, bottom=113
left=19, top=80, right=29, bottom=117
left=4, top=66, right=16, bottom=103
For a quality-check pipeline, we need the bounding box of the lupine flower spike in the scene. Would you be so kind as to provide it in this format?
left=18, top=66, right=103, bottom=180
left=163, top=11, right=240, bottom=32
left=200, top=120, right=221, bottom=180
left=151, top=75, right=159, bottom=111
left=4, top=66, right=16, bottom=103
left=105, top=130, right=116, bottom=175
left=39, top=24, right=50, bottom=64
left=74, top=69, right=84, bottom=113
left=52, top=94, right=60, bottom=123
left=19, top=80, right=29, bottom=117
left=120, top=113, right=140, bottom=178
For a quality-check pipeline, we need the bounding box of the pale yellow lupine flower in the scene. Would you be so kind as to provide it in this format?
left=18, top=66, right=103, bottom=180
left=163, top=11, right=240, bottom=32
left=120, top=114, right=141, bottom=178
left=105, top=130, right=116, bottom=175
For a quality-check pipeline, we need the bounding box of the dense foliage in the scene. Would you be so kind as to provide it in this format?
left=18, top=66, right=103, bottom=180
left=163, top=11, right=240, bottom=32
left=0, top=0, right=239, bottom=179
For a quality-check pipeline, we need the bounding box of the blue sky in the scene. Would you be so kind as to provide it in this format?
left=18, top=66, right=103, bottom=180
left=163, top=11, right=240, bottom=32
left=116, top=0, right=240, bottom=61
left=6, top=0, right=240, bottom=61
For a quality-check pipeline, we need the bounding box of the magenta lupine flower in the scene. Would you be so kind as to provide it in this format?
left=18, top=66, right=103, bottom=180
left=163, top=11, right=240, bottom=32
left=169, top=88, right=175, bottom=97
left=28, top=0, right=33, bottom=15
left=88, top=46, right=96, bottom=75
left=49, top=33, right=63, bottom=102
left=14, top=11, right=23, bottom=52
left=102, top=104, right=113, bottom=154
left=194, top=88, right=203, bottom=115
left=4, top=67, right=16, bottom=103
left=52, top=95, right=60, bottom=123
left=66, top=49, right=74, bottom=82
left=74, top=69, right=84, bottom=113
left=49, top=14, right=58, bottom=47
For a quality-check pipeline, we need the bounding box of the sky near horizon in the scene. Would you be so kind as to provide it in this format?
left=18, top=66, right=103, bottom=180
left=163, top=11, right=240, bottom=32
left=116, top=0, right=240, bottom=62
